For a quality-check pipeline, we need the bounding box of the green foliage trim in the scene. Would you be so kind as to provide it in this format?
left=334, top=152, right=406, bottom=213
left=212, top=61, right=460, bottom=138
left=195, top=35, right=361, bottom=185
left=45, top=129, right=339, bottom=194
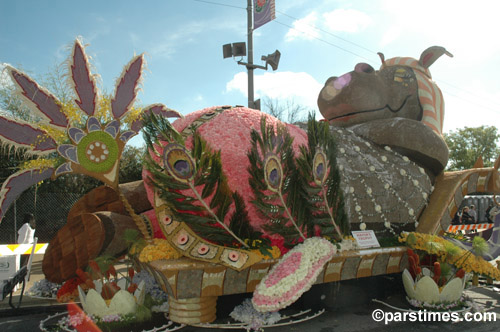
left=142, top=113, right=264, bottom=248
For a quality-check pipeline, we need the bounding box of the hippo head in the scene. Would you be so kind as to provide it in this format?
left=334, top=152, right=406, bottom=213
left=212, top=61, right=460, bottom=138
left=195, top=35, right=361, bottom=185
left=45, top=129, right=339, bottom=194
left=318, top=46, right=453, bottom=136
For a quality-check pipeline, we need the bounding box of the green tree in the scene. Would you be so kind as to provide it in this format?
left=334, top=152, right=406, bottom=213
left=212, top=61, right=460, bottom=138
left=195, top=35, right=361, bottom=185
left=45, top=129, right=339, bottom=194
left=263, top=97, right=309, bottom=124
left=119, top=145, right=146, bottom=183
left=444, top=126, right=500, bottom=171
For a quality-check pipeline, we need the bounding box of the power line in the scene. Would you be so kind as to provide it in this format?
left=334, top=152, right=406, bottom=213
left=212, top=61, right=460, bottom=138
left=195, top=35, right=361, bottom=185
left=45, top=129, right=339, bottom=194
left=436, top=79, right=500, bottom=110
left=439, top=88, right=500, bottom=115
left=273, top=20, right=378, bottom=65
left=192, top=0, right=245, bottom=10
left=191, top=0, right=500, bottom=115
left=276, top=10, right=378, bottom=56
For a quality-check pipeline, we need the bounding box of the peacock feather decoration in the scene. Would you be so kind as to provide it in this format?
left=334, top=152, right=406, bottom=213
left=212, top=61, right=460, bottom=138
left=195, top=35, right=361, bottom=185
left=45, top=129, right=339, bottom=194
left=295, top=115, right=348, bottom=238
left=248, top=115, right=348, bottom=247
left=142, top=112, right=264, bottom=270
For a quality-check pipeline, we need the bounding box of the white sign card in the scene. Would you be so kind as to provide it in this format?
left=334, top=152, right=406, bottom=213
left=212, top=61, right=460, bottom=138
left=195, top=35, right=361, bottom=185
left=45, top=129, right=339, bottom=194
left=351, top=230, right=380, bottom=249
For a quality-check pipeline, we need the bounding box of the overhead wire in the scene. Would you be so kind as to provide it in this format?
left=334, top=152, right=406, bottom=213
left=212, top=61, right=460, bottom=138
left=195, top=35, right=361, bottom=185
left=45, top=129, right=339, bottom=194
left=192, top=0, right=500, bottom=116
left=191, top=0, right=245, bottom=10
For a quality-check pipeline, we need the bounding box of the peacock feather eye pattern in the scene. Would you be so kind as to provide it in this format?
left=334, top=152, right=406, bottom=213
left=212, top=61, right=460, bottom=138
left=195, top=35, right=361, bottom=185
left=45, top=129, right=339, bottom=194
left=263, top=153, right=283, bottom=193
left=313, top=149, right=328, bottom=185
left=162, top=143, right=196, bottom=183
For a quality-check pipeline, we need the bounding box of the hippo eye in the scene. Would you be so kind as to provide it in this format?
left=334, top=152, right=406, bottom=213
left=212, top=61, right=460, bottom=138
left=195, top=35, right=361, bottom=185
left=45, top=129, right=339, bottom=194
left=394, top=68, right=413, bottom=82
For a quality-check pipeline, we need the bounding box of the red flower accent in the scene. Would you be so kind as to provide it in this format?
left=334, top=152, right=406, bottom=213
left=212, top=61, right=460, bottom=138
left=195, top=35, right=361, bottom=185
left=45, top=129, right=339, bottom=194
left=107, top=265, right=117, bottom=278
left=127, top=283, right=138, bottom=293
left=101, top=281, right=120, bottom=300
left=57, top=277, right=85, bottom=300
left=264, top=235, right=289, bottom=255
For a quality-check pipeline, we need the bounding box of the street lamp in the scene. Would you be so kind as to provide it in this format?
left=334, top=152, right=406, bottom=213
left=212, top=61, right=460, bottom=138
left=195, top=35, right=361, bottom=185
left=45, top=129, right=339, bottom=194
left=222, top=1, right=281, bottom=110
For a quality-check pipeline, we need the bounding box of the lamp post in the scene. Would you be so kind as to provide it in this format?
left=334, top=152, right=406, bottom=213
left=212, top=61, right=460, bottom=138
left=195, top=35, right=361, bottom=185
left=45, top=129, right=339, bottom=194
left=222, top=0, right=280, bottom=110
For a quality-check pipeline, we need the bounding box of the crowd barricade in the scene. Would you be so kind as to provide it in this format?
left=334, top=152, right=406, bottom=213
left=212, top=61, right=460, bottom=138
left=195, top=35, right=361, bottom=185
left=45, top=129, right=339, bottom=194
left=447, top=223, right=494, bottom=233
left=0, top=239, right=39, bottom=308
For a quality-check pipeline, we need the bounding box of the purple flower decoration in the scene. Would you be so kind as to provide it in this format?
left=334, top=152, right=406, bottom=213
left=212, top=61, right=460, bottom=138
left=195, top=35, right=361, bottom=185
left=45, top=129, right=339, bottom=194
left=0, top=39, right=182, bottom=222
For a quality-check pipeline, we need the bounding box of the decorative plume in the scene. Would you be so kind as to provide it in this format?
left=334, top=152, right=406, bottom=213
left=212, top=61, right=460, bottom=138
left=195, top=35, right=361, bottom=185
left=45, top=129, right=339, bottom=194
left=111, top=55, right=144, bottom=120
left=70, top=39, right=98, bottom=116
left=0, top=39, right=174, bottom=232
left=7, top=66, right=68, bottom=128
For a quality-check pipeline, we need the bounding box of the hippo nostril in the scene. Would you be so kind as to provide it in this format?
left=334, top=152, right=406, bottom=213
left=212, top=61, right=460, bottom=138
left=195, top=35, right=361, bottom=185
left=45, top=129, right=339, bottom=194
left=333, top=73, right=352, bottom=90
left=325, top=76, right=337, bottom=86
left=354, top=63, right=375, bottom=73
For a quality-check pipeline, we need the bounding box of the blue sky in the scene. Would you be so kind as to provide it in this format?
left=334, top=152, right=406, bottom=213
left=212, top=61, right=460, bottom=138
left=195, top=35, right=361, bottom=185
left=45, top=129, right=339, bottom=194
left=1, top=0, right=499, bottom=147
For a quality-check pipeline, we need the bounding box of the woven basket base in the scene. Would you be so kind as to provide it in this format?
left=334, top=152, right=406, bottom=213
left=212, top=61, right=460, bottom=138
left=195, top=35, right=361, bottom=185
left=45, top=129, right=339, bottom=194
left=42, top=213, right=105, bottom=283
left=169, top=296, right=217, bottom=324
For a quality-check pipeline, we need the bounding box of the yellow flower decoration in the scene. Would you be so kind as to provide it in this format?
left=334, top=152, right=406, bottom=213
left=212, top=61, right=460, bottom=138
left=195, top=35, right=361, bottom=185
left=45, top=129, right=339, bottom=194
left=400, top=232, right=500, bottom=281
left=138, top=238, right=182, bottom=262
left=250, top=246, right=282, bottom=260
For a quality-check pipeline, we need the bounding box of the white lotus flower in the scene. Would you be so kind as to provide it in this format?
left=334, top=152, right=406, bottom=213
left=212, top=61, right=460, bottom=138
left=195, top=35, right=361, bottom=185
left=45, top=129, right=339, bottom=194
left=402, top=269, right=465, bottom=304
left=78, top=279, right=145, bottom=318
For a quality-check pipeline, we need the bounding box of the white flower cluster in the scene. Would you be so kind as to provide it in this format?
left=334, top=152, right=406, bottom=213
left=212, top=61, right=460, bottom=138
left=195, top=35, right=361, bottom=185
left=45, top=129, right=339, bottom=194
left=27, top=279, right=60, bottom=298
left=252, top=237, right=336, bottom=312
left=230, top=298, right=281, bottom=331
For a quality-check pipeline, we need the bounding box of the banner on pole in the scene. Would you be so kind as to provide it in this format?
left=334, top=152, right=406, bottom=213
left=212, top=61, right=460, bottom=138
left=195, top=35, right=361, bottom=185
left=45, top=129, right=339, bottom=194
left=254, top=0, right=275, bottom=30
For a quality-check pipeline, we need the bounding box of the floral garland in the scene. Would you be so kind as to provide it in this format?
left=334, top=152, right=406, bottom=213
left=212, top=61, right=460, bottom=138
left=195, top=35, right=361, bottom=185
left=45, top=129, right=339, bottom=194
left=252, top=237, right=336, bottom=312
left=399, top=232, right=500, bottom=280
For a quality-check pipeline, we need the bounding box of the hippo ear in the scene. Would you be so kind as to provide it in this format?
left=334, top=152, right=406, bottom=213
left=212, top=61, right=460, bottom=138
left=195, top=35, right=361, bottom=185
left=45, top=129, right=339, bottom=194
left=377, top=52, right=385, bottom=64
left=419, top=46, right=453, bottom=69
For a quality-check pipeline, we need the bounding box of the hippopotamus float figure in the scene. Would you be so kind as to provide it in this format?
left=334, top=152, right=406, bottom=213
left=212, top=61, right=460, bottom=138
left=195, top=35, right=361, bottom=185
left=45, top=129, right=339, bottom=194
left=318, top=46, right=453, bottom=176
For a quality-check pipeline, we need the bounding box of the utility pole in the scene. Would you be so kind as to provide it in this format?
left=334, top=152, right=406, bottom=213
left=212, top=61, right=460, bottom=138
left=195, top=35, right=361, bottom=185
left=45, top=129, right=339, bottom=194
left=246, top=0, right=255, bottom=109
left=223, top=0, right=280, bottom=110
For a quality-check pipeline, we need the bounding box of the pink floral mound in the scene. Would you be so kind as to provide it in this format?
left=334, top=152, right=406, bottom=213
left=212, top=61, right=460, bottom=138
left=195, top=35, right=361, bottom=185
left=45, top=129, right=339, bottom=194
left=143, top=106, right=308, bottom=235
left=252, top=237, right=336, bottom=312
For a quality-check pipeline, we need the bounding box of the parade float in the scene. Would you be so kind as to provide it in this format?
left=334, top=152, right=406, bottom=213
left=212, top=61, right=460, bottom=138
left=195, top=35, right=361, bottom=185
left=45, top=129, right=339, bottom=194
left=1, top=39, right=500, bottom=330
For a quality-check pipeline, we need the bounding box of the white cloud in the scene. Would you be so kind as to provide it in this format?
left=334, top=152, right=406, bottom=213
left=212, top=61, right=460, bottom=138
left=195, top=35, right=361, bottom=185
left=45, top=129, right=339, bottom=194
left=285, top=12, right=321, bottom=42
left=149, top=21, right=205, bottom=59
left=226, top=71, right=323, bottom=111
left=379, top=0, right=500, bottom=60
left=322, top=9, right=372, bottom=33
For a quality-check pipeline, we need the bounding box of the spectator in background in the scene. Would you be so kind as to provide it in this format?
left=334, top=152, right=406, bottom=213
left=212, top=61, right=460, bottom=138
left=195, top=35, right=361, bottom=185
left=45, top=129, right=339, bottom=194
left=485, top=203, right=493, bottom=223
left=18, top=213, right=35, bottom=244
left=469, top=204, right=477, bottom=224
left=17, top=213, right=36, bottom=266
left=461, top=206, right=474, bottom=225
left=452, top=210, right=462, bottom=225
